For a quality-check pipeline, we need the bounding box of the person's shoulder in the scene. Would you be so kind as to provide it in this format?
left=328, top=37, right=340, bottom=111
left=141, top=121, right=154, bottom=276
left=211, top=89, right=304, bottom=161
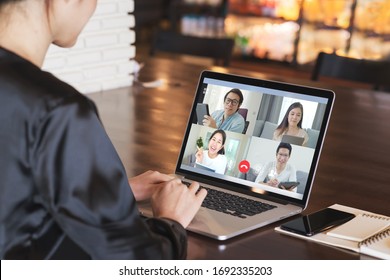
left=273, top=129, right=282, bottom=140
left=287, top=163, right=297, bottom=171
left=299, top=128, right=308, bottom=136
left=32, top=69, right=91, bottom=110
left=212, top=109, right=223, bottom=117
left=1, top=50, right=92, bottom=112
left=260, top=161, right=273, bottom=171
left=233, top=111, right=244, bottom=120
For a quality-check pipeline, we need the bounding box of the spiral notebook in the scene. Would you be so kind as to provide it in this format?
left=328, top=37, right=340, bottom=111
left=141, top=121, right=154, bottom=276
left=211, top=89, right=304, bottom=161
left=275, top=204, right=390, bottom=259
left=327, top=213, right=390, bottom=242
left=359, top=228, right=390, bottom=260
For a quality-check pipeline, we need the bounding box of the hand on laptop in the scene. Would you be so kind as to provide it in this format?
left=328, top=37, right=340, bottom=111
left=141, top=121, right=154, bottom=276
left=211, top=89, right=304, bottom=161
left=266, top=178, right=279, bottom=188
left=129, top=170, right=176, bottom=201
left=151, top=179, right=207, bottom=228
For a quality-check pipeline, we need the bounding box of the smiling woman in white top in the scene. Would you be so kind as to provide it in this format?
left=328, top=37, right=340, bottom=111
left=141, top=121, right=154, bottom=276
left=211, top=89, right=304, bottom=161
left=195, top=129, right=228, bottom=174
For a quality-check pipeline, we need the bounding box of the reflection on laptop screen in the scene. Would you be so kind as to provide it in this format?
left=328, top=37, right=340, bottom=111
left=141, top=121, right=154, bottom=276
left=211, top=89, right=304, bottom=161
left=176, top=71, right=333, bottom=205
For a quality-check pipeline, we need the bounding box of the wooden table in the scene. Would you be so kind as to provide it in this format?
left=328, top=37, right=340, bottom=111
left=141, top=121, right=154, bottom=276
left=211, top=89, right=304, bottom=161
left=89, top=57, right=390, bottom=259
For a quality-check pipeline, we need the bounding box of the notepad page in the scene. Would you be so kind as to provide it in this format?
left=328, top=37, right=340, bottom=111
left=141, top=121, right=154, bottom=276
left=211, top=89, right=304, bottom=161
left=360, top=228, right=390, bottom=260
left=327, top=214, right=390, bottom=242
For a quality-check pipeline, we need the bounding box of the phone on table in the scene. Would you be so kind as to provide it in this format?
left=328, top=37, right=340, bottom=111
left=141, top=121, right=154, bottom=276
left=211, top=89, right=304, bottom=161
left=280, top=207, right=355, bottom=236
left=196, top=103, right=210, bottom=125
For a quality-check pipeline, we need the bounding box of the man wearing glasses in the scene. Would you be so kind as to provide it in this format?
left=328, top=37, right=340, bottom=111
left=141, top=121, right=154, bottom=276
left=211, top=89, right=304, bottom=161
left=202, top=88, right=245, bottom=133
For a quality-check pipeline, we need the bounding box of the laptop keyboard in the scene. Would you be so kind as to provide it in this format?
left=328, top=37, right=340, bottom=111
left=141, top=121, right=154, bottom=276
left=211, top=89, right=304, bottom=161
left=184, top=182, right=277, bottom=219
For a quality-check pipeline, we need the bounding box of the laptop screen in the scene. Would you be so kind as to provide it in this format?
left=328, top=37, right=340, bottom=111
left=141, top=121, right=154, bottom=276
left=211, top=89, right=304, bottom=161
left=176, top=71, right=334, bottom=206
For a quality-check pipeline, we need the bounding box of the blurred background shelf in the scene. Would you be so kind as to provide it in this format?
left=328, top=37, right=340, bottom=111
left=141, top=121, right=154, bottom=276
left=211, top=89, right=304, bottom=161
left=226, top=0, right=390, bottom=65
left=134, top=0, right=390, bottom=68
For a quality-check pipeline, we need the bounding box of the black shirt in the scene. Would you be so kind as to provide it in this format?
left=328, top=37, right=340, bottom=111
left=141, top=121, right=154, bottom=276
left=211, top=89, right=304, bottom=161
left=0, top=47, right=187, bottom=259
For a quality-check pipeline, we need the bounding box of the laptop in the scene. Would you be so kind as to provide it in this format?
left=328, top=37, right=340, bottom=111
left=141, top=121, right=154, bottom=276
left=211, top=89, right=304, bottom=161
left=139, top=70, right=335, bottom=240
left=281, top=134, right=305, bottom=146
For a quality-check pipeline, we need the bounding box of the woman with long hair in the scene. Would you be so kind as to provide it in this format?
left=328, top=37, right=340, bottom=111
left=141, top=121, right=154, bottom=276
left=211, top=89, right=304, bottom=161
left=273, top=102, right=309, bottom=146
left=0, top=0, right=206, bottom=259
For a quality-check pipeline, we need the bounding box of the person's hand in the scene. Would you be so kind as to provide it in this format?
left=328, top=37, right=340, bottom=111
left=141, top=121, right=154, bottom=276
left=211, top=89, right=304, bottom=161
left=267, top=178, right=279, bottom=188
left=195, top=146, right=203, bottom=163
left=129, top=170, right=175, bottom=201
left=278, top=184, right=287, bottom=190
left=151, top=179, right=207, bottom=228
left=202, top=115, right=217, bottom=128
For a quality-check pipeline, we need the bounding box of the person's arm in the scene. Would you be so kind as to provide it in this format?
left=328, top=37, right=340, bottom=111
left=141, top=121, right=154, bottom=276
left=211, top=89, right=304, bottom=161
left=255, top=162, right=271, bottom=183
left=203, top=111, right=218, bottom=128
left=302, top=129, right=309, bottom=146
left=195, top=147, right=204, bottom=164
left=32, top=95, right=205, bottom=259
left=273, top=129, right=282, bottom=141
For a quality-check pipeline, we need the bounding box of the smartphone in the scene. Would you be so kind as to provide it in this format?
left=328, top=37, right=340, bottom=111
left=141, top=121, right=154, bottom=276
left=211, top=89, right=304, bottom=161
left=280, top=208, right=355, bottom=236
left=196, top=103, right=210, bottom=125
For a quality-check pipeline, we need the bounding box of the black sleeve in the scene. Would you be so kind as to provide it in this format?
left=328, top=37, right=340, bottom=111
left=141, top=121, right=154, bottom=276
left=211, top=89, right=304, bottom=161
left=31, top=96, right=187, bottom=259
left=145, top=218, right=188, bottom=260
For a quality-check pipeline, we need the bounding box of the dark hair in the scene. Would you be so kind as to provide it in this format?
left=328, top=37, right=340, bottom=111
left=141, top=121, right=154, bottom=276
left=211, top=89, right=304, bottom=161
left=0, top=1, right=26, bottom=13
left=209, top=129, right=227, bottom=155
left=276, top=142, right=292, bottom=156
left=224, top=88, right=243, bottom=105
left=0, top=0, right=21, bottom=6
left=275, top=102, right=304, bottom=136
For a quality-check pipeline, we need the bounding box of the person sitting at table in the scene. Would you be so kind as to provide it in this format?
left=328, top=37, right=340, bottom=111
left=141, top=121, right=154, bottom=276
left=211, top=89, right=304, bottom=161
left=195, top=129, right=228, bottom=174
left=202, top=88, right=245, bottom=134
left=0, top=0, right=207, bottom=260
left=273, top=102, right=309, bottom=146
left=256, top=142, right=297, bottom=192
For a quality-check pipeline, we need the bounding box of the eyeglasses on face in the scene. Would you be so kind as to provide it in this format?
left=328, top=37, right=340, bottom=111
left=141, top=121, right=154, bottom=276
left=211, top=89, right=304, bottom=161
left=277, top=153, right=290, bottom=158
left=224, top=98, right=239, bottom=106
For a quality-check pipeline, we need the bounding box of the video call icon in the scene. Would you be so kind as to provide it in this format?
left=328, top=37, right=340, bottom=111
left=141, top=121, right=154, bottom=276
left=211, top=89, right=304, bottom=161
left=238, top=160, right=250, bottom=173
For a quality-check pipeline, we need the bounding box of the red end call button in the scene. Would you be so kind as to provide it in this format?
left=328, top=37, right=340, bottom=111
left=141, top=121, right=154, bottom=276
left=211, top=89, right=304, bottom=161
left=238, top=160, right=250, bottom=173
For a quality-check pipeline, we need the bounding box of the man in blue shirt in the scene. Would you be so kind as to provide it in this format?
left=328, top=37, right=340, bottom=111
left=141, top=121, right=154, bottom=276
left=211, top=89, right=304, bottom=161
left=202, top=88, right=245, bottom=133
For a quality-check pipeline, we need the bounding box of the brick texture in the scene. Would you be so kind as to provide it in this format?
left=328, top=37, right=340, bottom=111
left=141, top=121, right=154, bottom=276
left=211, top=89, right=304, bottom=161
left=43, top=0, right=135, bottom=94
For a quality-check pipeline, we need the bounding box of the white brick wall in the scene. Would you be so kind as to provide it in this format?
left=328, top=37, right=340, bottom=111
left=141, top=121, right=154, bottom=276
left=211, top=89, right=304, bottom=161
left=43, top=0, right=135, bottom=94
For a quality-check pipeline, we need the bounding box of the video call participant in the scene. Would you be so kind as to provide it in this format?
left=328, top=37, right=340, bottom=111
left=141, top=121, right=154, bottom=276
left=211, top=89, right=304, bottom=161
left=273, top=102, right=309, bottom=146
left=255, top=142, right=297, bottom=192
left=195, top=129, right=228, bottom=174
left=0, top=0, right=206, bottom=260
left=202, top=88, right=245, bottom=134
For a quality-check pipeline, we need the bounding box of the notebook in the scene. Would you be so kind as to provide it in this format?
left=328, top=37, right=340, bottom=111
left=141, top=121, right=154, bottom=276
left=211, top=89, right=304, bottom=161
left=275, top=204, right=390, bottom=259
left=139, top=70, right=335, bottom=240
left=360, top=228, right=390, bottom=260
left=327, top=213, right=390, bottom=242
